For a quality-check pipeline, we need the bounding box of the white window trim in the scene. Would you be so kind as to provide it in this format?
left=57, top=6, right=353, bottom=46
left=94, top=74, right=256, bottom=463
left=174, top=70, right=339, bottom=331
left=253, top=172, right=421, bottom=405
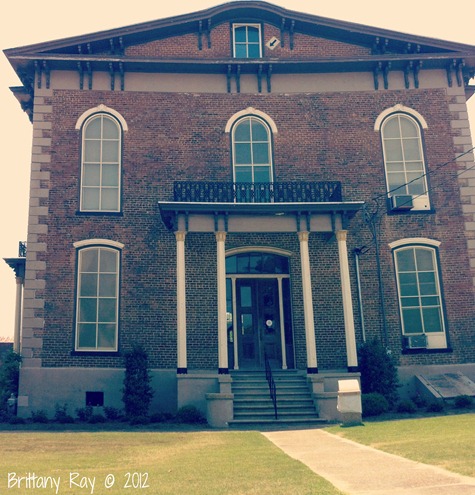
left=75, top=104, right=128, bottom=131
left=75, top=243, right=122, bottom=352
left=232, top=23, right=262, bottom=58
left=389, top=238, right=440, bottom=249
left=374, top=104, right=428, bottom=131
left=225, top=107, right=278, bottom=134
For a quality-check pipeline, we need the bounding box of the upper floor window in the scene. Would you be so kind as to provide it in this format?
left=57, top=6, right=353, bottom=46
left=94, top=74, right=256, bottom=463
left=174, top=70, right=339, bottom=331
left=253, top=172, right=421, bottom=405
left=233, top=24, right=262, bottom=58
left=380, top=112, right=430, bottom=212
left=392, top=242, right=447, bottom=350
left=75, top=244, right=121, bottom=351
left=232, top=116, right=273, bottom=183
left=80, top=113, right=121, bottom=212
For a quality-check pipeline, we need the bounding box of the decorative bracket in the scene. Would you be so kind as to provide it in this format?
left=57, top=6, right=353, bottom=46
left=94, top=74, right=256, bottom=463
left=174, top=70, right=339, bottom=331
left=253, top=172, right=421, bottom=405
left=280, top=18, right=286, bottom=48
left=257, top=64, right=263, bottom=93
left=289, top=20, right=295, bottom=50
left=267, top=64, right=273, bottom=93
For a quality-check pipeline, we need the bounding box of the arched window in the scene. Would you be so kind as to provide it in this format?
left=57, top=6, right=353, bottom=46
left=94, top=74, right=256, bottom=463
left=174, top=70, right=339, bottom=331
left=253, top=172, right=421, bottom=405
left=75, top=243, right=121, bottom=351
left=380, top=112, right=430, bottom=211
left=232, top=116, right=273, bottom=183
left=80, top=113, right=122, bottom=212
left=392, top=241, right=447, bottom=350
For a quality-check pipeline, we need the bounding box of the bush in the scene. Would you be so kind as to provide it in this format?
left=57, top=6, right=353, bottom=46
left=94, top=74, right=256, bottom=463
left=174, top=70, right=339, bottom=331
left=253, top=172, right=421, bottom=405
left=76, top=406, right=93, bottom=422
left=122, top=346, right=154, bottom=419
left=454, top=395, right=473, bottom=409
left=54, top=404, right=75, bottom=423
left=426, top=401, right=445, bottom=413
left=396, top=399, right=417, bottom=414
left=0, top=351, right=22, bottom=413
left=150, top=412, right=173, bottom=423
left=129, top=415, right=150, bottom=426
left=104, top=406, right=123, bottom=421
left=358, top=339, right=399, bottom=407
left=362, top=393, right=389, bottom=417
left=88, top=413, right=106, bottom=424
left=175, top=405, right=206, bottom=424
left=30, top=410, right=49, bottom=423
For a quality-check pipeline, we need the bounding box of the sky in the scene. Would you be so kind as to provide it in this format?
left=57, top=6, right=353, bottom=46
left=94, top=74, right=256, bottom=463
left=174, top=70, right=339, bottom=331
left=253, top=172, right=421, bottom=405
left=0, top=0, right=474, bottom=340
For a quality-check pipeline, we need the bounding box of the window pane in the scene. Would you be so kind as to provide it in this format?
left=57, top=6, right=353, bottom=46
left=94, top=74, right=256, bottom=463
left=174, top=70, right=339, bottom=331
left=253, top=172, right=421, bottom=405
left=78, top=324, right=96, bottom=348
left=82, top=188, right=100, bottom=210
left=85, top=118, right=101, bottom=138
left=419, top=272, right=436, bottom=295
left=98, top=299, right=116, bottom=322
left=102, top=164, right=119, bottom=186
left=84, top=140, right=101, bottom=162
left=101, top=188, right=119, bottom=211
left=234, top=44, right=247, bottom=58
left=99, top=274, right=117, bottom=297
left=416, top=249, right=434, bottom=271
left=423, top=307, right=442, bottom=332
left=226, top=256, right=237, bottom=274
left=234, top=26, right=247, bottom=42
left=102, top=118, right=119, bottom=139
left=400, top=117, right=419, bottom=137
left=235, top=143, right=252, bottom=165
left=234, top=120, right=251, bottom=141
left=102, top=141, right=119, bottom=163
left=79, top=298, right=97, bottom=322
left=240, top=286, right=252, bottom=307
left=80, top=273, right=97, bottom=297
left=384, top=139, right=403, bottom=161
left=397, top=249, right=415, bottom=271
left=254, top=166, right=270, bottom=183
left=401, top=296, right=420, bottom=307
left=81, top=249, right=98, bottom=272
left=251, top=120, right=268, bottom=141
left=402, top=308, right=423, bottom=333
left=253, top=143, right=269, bottom=164
left=235, top=166, right=252, bottom=182
left=407, top=176, right=425, bottom=195
left=98, top=324, right=116, bottom=348
left=248, top=44, right=261, bottom=58
left=247, top=27, right=260, bottom=42
left=403, top=138, right=421, bottom=161
left=399, top=273, right=418, bottom=296
left=237, top=254, right=250, bottom=273
left=383, top=118, right=400, bottom=138
left=83, top=164, right=100, bottom=187
left=421, top=296, right=440, bottom=306
left=100, top=249, right=118, bottom=272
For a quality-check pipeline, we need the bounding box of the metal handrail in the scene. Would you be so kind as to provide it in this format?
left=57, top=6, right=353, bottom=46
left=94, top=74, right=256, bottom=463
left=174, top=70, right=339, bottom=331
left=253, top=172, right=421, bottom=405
left=264, top=354, right=277, bottom=420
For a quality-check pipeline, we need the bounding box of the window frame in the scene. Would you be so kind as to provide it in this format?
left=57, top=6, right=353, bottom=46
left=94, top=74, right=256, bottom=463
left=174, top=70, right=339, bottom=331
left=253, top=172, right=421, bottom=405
left=231, top=115, right=274, bottom=184
left=79, top=112, right=122, bottom=213
left=74, top=243, right=122, bottom=353
left=379, top=111, right=431, bottom=212
left=392, top=242, right=448, bottom=351
left=232, top=23, right=263, bottom=58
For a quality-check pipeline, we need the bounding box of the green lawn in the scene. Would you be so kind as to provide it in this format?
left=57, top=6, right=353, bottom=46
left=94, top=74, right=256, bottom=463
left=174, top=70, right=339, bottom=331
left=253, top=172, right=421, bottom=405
left=0, top=430, right=344, bottom=495
left=327, top=413, right=475, bottom=477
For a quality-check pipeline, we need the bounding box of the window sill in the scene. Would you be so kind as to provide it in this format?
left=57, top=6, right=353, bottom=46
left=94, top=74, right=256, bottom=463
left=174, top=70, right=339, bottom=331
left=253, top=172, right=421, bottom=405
left=71, top=350, right=121, bottom=357
left=76, top=211, right=123, bottom=217
left=401, top=347, right=452, bottom=355
left=388, top=208, right=435, bottom=216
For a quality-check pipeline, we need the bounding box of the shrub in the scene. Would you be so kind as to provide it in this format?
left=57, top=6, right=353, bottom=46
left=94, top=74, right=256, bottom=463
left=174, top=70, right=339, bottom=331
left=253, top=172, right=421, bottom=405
left=0, top=351, right=22, bottom=413
left=30, top=410, right=49, bottom=423
left=426, top=401, right=445, bottom=413
left=104, top=406, right=123, bottom=421
left=76, top=406, right=93, bottom=422
left=8, top=415, right=26, bottom=425
left=362, top=393, right=389, bottom=417
left=396, top=399, right=417, bottom=414
left=411, top=393, right=428, bottom=409
left=122, top=346, right=154, bottom=419
left=54, top=404, right=75, bottom=424
left=454, top=395, right=473, bottom=409
left=129, top=415, right=150, bottom=426
left=150, top=412, right=173, bottom=423
left=175, top=405, right=206, bottom=424
left=358, top=339, right=399, bottom=407
left=88, top=413, right=107, bottom=424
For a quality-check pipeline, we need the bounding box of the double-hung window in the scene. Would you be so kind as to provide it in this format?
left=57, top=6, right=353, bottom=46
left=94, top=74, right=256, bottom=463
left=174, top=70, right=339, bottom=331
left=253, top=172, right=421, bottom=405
left=233, top=24, right=262, bottom=58
left=393, top=244, right=447, bottom=349
left=80, top=113, right=121, bottom=212
left=75, top=246, right=120, bottom=351
left=381, top=113, right=430, bottom=211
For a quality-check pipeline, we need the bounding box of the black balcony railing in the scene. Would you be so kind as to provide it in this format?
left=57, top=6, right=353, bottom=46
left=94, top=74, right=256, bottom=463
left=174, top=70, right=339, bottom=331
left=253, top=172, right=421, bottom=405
left=173, top=181, right=342, bottom=203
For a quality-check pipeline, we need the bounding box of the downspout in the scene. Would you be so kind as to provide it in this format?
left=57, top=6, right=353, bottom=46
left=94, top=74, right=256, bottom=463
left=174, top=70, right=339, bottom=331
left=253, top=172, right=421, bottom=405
left=353, top=247, right=366, bottom=343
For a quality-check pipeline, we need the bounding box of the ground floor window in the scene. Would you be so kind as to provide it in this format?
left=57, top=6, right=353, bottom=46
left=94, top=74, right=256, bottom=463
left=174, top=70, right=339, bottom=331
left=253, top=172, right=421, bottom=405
left=393, top=244, right=447, bottom=350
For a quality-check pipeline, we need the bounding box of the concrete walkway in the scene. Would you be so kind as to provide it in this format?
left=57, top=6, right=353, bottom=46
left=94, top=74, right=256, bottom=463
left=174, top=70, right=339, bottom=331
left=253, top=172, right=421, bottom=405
left=263, top=428, right=475, bottom=495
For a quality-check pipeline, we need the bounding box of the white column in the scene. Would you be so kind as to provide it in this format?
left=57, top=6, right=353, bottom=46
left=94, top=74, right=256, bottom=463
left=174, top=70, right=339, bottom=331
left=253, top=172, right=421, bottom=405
left=13, top=276, right=23, bottom=354
left=298, top=231, right=318, bottom=373
left=175, top=231, right=187, bottom=374
left=336, top=230, right=358, bottom=371
left=216, top=231, right=228, bottom=374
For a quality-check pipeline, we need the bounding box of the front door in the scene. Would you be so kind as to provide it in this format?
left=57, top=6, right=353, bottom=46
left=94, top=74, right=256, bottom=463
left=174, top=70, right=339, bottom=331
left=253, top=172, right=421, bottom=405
left=236, top=279, right=281, bottom=369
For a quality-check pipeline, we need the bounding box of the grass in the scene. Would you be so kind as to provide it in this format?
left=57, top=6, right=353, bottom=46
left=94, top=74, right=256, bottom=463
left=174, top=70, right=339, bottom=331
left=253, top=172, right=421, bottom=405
left=327, top=412, right=475, bottom=477
left=0, top=430, right=345, bottom=495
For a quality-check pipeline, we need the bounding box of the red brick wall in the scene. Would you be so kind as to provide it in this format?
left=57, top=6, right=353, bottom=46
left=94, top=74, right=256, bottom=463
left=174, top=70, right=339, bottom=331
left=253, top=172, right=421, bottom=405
left=35, top=86, right=475, bottom=370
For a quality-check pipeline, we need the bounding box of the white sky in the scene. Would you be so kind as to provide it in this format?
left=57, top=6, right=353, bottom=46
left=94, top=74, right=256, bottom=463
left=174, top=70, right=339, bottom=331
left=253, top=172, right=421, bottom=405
left=0, top=0, right=474, bottom=339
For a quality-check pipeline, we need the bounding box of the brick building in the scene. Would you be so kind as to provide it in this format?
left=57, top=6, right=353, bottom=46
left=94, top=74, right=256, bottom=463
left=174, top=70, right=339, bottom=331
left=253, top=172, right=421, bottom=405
left=4, top=1, right=475, bottom=424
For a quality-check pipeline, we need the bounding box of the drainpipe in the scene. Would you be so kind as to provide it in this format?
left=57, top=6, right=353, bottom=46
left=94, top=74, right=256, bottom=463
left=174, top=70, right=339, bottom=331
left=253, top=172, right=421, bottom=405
left=353, top=247, right=366, bottom=343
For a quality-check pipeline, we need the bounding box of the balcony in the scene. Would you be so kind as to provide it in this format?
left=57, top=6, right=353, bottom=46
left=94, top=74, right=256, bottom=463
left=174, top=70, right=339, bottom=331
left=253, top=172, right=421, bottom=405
left=173, top=181, right=342, bottom=203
